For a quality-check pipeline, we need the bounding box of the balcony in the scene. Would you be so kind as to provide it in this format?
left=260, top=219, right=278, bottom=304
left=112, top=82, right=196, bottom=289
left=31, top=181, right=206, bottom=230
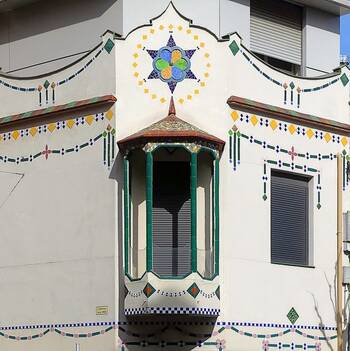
left=118, top=98, right=224, bottom=317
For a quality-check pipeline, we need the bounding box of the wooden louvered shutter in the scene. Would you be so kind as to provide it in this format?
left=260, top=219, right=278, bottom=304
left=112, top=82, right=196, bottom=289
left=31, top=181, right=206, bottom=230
left=271, top=171, right=309, bottom=266
left=153, top=162, right=191, bottom=277
left=250, top=0, right=302, bottom=65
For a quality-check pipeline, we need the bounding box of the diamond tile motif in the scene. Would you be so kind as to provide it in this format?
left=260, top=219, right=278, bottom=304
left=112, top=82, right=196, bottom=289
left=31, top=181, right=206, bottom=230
left=215, top=286, right=220, bottom=300
left=143, top=283, right=156, bottom=298
left=287, top=307, right=299, bottom=325
left=187, top=283, right=200, bottom=298
left=85, top=115, right=94, bottom=125
left=270, top=119, right=278, bottom=131
left=231, top=111, right=239, bottom=122
left=250, top=115, right=258, bottom=126
left=12, top=130, right=19, bottom=140
left=324, top=133, right=331, bottom=143
left=229, top=40, right=239, bottom=56
left=341, top=137, right=348, bottom=147
left=306, top=129, right=314, bottom=139
left=341, top=73, right=349, bottom=87
left=48, top=123, right=56, bottom=133
left=29, top=127, right=37, bottom=137
left=104, top=39, right=115, bottom=54
left=106, top=110, right=113, bottom=121
left=43, top=80, right=50, bottom=89
left=288, top=124, right=296, bottom=135
left=66, top=119, right=75, bottom=129
left=289, top=82, right=295, bottom=90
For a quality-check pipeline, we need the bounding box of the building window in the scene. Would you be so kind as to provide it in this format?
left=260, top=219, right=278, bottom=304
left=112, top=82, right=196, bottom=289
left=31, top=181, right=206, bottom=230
left=250, top=0, right=302, bottom=75
left=271, top=170, right=310, bottom=266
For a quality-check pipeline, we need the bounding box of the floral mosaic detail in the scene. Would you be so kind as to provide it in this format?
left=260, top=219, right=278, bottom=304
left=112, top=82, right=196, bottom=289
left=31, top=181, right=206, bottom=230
left=147, top=35, right=196, bottom=93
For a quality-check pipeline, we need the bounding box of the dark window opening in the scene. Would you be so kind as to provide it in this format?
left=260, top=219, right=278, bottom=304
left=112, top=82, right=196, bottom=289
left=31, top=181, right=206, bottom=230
left=152, top=161, right=191, bottom=277
left=254, top=53, right=301, bottom=75
left=271, top=170, right=310, bottom=266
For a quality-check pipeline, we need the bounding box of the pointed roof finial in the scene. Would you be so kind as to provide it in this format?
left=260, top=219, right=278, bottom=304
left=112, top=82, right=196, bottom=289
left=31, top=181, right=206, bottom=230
left=168, top=96, right=176, bottom=116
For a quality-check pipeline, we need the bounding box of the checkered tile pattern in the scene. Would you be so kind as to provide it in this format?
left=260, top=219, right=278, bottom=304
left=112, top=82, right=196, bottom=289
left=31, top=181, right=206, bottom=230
left=125, top=307, right=220, bottom=316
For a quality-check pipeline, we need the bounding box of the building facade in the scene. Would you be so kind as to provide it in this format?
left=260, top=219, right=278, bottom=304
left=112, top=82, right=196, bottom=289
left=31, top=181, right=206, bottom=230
left=0, top=0, right=350, bottom=350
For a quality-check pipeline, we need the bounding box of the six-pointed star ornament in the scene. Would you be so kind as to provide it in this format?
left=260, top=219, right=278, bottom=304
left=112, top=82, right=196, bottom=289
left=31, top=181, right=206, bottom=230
left=147, top=35, right=197, bottom=93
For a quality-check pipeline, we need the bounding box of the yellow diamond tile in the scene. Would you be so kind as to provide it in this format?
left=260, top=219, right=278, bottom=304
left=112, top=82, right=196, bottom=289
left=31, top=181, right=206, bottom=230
left=194, top=89, right=199, bottom=95
left=194, top=35, right=199, bottom=40
left=151, top=94, right=157, bottom=99
left=29, top=127, right=37, bottom=137
left=137, top=44, right=142, bottom=49
left=306, top=129, right=314, bottom=139
left=149, top=28, right=155, bottom=34
left=179, top=98, right=184, bottom=104
left=168, top=24, right=173, bottom=30
left=132, top=62, right=138, bottom=68
left=48, top=123, right=56, bottom=133
left=206, top=63, right=211, bottom=68
left=186, top=29, right=192, bottom=34
left=270, top=119, right=278, bottom=130
left=231, top=111, right=239, bottom=122
left=200, top=82, right=206, bottom=87
left=204, top=72, right=209, bottom=78
left=187, top=95, right=192, bottom=100
left=204, top=53, right=210, bottom=58
left=250, top=115, right=258, bottom=126
left=160, top=98, right=166, bottom=103
left=159, top=25, right=164, bottom=30
left=85, top=115, right=94, bottom=125
left=200, top=42, right=205, bottom=48
left=324, top=133, right=331, bottom=143
left=0, top=134, right=3, bottom=142
left=144, top=88, right=149, bottom=94
left=134, top=72, right=139, bottom=77
left=12, top=130, right=19, bottom=140
left=67, top=119, right=75, bottom=129
left=142, top=35, right=148, bottom=40
left=138, top=80, right=144, bottom=86
left=177, top=25, right=183, bottom=31
left=342, top=137, right=348, bottom=146
left=106, top=110, right=113, bottom=121
left=133, top=53, right=139, bottom=58
left=288, top=124, right=296, bottom=135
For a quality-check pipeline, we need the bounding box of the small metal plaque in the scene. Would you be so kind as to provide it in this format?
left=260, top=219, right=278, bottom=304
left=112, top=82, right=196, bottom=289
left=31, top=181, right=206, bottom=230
left=96, top=306, right=109, bottom=315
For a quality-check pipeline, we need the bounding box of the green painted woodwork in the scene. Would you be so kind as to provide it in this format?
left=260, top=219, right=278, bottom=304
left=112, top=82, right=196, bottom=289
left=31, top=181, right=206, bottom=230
left=123, top=157, right=130, bottom=274
left=191, top=152, right=198, bottom=272
left=146, top=152, right=153, bottom=272
left=214, top=158, right=220, bottom=275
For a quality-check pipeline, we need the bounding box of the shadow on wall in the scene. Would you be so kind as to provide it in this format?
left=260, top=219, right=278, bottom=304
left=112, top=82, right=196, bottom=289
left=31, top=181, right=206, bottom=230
left=0, top=0, right=121, bottom=45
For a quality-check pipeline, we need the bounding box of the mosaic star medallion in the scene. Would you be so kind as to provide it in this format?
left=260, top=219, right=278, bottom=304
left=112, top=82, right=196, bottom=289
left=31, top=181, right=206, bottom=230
left=147, top=35, right=197, bottom=93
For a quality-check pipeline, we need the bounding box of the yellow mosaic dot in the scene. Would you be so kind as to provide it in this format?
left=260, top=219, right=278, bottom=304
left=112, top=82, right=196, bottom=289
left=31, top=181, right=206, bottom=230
left=159, top=25, right=164, bottom=30
left=270, top=119, right=278, bottom=130
left=134, top=72, right=139, bottom=77
left=177, top=25, right=183, bottom=31
left=306, top=128, right=314, bottom=139
left=137, top=44, right=142, bottom=49
left=186, top=29, right=191, bottom=34
left=168, top=24, right=173, bottom=30
left=250, top=115, right=258, bottom=126
left=12, top=130, right=19, bottom=140
left=48, top=123, right=56, bottom=133
left=204, top=72, right=209, bottom=78
left=200, top=42, right=205, bottom=48
left=151, top=94, right=157, bottom=99
left=179, top=98, right=184, bottom=104
left=194, top=89, right=199, bottom=95
left=204, top=53, right=210, bottom=58
left=29, top=127, right=37, bottom=137
left=133, top=53, right=139, bottom=58
left=324, top=133, right=332, bottom=143
left=132, top=62, right=138, bottom=68
left=341, top=137, right=348, bottom=146
left=0, top=134, right=3, bottom=142
left=85, top=115, right=94, bottom=125
left=207, top=63, right=211, bottom=68
left=138, top=80, right=144, bottom=86
left=288, top=124, right=296, bottom=135
left=142, top=35, right=148, bottom=40
left=200, top=82, right=206, bottom=87
left=187, top=95, right=192, bottom=100
left=150, top=28, right=155, bottom=34
left=194, top=35, right=199, bottom=40
left=67, top=119, right=75, bottom=129
left=160, top=97, right=166, bottom=103
left=144, top=88, right=149, bottom=94
left=231, top=111, right=239, bottom=122
left=106, top=110, right=113, bottom=121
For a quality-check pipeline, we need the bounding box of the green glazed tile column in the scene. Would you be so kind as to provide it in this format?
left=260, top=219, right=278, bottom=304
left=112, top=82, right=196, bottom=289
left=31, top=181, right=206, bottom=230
left=123, top=156, right=130, bottom=275
left=191, top=152, right=198, bottom=272
left=214, top=158, right=220, bottom=275
left=146, top=151, right=153, bottom=272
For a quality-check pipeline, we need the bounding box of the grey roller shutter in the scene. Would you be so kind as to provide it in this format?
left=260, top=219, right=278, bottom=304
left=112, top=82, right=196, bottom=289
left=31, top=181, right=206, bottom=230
left=271, top=171, right=309, bottom=266
left=250, top=0, right=302, bottom=65
left=153, top=162, right=191, bottom=277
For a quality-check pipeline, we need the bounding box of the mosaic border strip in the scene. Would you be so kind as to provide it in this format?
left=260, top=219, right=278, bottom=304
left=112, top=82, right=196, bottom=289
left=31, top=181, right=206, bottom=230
left=125, top=307, right=220, bottom=316
left=0, top=320, right=336, bottom=331
left=229, top=40, right=348, bottom=109
left=230, top=111, right=348, bottom=146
